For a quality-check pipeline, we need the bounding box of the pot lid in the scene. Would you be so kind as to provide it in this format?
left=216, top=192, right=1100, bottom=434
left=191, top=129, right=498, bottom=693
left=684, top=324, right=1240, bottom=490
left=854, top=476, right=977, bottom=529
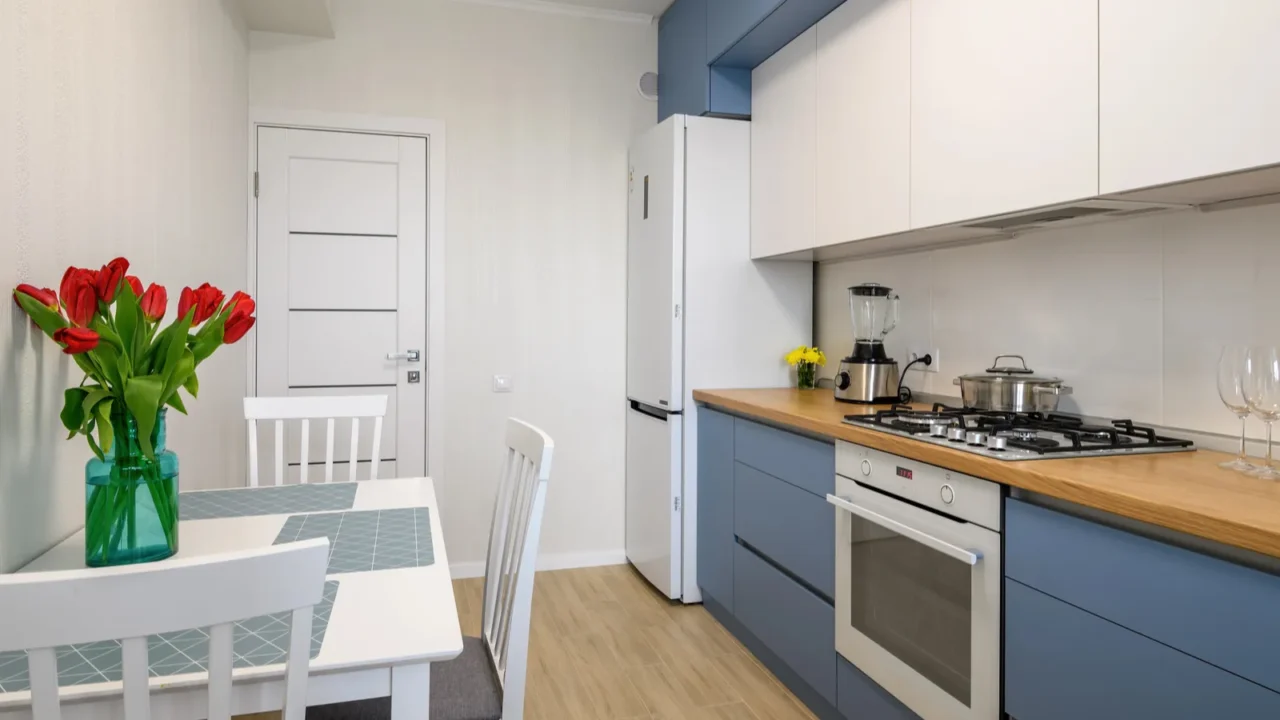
left=849, top=282, right=892, bottom=297
left=957, top=355, right=1065, bottom=383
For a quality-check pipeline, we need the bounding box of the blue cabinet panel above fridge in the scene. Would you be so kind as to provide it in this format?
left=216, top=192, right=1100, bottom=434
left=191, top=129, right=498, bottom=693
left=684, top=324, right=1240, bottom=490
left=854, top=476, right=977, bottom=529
left=658, top=0, right=845, bottom=120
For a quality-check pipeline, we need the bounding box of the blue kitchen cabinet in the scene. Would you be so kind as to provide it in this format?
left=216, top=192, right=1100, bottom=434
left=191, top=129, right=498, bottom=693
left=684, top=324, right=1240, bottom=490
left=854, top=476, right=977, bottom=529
left=1005, top=497, right=1280, bottom=717
left=696, top=406, right=843, bottom=719
left=706, top=0, right=784, bottom=62
left=658, top=0, right=751, bottom=120
left=696, top=407, right=735, bottom=609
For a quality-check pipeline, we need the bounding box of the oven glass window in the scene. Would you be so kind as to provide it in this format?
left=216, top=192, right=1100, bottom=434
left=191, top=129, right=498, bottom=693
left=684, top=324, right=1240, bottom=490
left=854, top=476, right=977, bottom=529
left=848, top=514, right=972, bottom=706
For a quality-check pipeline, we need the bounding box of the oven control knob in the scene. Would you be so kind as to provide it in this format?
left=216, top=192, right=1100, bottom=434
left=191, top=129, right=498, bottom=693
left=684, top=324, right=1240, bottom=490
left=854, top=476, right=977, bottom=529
left=836, top=372, right=851, bottom=391
left=860, top=459, right=872, bottom=477
left=929, top=423, right=949, bottom=438
left=946, top=427, right=967, bottom=442
left=965, top=431, right=987, bottom=446
left=940, top=483, right=955, bottom=505
left=987, top=435, right=1008, bottom=451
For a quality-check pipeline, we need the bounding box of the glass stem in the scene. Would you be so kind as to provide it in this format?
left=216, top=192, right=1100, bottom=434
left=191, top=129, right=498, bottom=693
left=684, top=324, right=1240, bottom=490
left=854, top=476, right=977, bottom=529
left=1240, top=415, right=1249, bottom=461
left=1268, top=422, right=1275, bottom=470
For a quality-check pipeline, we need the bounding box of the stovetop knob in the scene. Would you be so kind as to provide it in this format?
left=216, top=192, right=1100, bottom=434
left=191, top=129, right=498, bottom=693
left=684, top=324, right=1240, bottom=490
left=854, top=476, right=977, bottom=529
left=965, top=431, right=987, bottom=446
left=929, top=423, right=949, bottom=438
left=987, top=435, right=1008, bottom=451
left=946, top=427, right=967, bottom=442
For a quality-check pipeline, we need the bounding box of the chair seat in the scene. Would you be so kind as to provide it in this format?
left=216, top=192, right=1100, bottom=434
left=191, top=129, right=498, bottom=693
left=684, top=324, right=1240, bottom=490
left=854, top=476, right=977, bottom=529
left=306, top=636, right=503, bottom=720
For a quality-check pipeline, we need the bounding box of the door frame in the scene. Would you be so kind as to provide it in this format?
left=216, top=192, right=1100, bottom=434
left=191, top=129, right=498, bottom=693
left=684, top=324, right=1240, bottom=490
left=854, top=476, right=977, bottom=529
left=246, top=108, right=447, bottom=482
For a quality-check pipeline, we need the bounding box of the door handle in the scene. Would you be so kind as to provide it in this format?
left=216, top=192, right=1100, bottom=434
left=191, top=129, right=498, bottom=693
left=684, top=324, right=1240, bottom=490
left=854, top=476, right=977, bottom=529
left=387, top=350, right=421, bottom=362
left=826, top=494, right=980, bottom=566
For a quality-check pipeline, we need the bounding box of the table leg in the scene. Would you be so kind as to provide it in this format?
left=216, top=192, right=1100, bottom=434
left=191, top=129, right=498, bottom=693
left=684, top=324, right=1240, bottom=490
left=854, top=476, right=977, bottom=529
left=390, top=663, right=431, bottom=720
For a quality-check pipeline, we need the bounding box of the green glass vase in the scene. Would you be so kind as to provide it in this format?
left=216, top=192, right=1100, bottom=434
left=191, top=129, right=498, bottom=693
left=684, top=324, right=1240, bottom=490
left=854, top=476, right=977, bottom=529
left=797, top=362, right=817, bottom=390
left=84, top=408, right=180, bottom=567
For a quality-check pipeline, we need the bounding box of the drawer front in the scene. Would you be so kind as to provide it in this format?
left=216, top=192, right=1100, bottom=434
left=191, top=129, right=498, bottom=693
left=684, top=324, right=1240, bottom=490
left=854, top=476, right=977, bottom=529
left=1006, top=579, right=1280, bottom=720
left=697, top=407, right=736, bottom=608
left=734, top=544, right=836, bottom=705
left=735, top=462, right=834, bottom=598
left=734, top=417, right=834, bottom=497
left=837, top=657, right=920, bottom=720
left=1006, top=498, right=1280, bottom=693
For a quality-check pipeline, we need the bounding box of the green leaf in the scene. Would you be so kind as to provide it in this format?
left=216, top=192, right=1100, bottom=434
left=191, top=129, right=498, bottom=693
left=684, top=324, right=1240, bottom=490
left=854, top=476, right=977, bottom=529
left=95, top=399, right=115, bottom=454
left=85, top=428, right=105, bottom=462
left=159, top=312, right=193, bottom=380
left=182, top=371, right=199, bottom=399
left=161, top=349, right=194, bottom=408
left=166, top=390, right=188, bottom=414
left=115, top=283, right=142, bottom=365
left=61, top=388, right=88, bottom=433
left=191, top=324, right=224, bottom=366
left=124, top=375, right=165, bottom=461
left=14, top=293, right=68, bottom=339
left=82, top=387, right=111, bottom=416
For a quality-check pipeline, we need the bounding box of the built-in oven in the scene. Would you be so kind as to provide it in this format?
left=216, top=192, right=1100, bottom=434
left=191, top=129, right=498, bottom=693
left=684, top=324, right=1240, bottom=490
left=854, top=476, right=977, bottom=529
left=827, top=442, right=1002, bottom=720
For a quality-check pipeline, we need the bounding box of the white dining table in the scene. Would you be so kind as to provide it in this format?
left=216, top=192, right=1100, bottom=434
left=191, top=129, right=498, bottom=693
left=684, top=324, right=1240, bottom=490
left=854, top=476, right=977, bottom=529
left=0, top=477, right=463, bottom=720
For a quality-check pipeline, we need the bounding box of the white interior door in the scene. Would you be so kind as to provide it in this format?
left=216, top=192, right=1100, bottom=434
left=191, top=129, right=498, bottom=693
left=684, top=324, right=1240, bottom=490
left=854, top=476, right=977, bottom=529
left=626, top=118, right=684, bottom=411
left=626, top=402, right=682, bottom=599
left=256, top=127, right=428, bottom=480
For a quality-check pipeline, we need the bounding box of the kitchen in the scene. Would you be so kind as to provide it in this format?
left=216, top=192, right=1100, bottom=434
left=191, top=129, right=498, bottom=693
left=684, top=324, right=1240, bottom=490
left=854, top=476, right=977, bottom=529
left=626, top=0, right=1280, bottom=719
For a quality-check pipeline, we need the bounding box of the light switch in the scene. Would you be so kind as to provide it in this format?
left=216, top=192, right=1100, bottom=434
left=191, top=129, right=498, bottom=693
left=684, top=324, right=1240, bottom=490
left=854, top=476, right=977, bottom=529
left=492, top=375, right=514, bottom=393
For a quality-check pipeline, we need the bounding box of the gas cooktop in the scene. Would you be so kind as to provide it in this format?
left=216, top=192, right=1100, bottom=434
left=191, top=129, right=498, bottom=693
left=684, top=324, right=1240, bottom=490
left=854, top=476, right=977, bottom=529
left=842, top=404, right=1195, bottom=461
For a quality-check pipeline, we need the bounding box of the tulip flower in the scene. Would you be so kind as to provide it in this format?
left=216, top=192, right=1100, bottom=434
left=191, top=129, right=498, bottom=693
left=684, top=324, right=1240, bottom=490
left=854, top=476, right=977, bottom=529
left=223, top=290, right=252, bottom=313
left=223, top=312, right=255, bottom=344
left=178, top=283, right=225, bottom=325
left=95, top=257, right=130, bottom=304
left=140, top=283, right=167, bottom=323
left=125, top=275, right=143, bottom=298
left=59, top=269, right=98, bottom=327
left=52, top=327, right=99, bottom=354
left=13, top=284, right=58, bottom=312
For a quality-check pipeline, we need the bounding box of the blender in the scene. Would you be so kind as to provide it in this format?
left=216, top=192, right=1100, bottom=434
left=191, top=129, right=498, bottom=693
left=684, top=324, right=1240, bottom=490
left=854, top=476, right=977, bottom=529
left=835, top=283, right=901, bottom=404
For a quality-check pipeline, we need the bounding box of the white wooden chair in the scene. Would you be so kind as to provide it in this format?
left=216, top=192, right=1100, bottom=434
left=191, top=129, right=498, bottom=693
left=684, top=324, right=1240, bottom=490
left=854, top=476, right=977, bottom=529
left=245, top=395, right=389, bottom=486
left=307, top=418, right=554, bottom=720
left=0, top=538, right=330, bottom=720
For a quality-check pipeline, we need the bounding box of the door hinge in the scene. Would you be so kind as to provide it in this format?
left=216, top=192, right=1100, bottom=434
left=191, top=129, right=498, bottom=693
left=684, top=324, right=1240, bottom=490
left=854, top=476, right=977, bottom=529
left=674, top=497, right=681, bottom=512
left=253, top=171, right=259, bottom=198
left=674, top=304, right=681, bottom=319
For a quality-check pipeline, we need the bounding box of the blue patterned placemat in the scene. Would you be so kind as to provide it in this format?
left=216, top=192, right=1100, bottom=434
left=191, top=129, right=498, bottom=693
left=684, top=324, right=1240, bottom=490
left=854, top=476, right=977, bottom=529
left=181, top=483, right=358, bottom=521
left=0, top=581, right=339, bottom=692
left=274, top=508, right=434, bottom=574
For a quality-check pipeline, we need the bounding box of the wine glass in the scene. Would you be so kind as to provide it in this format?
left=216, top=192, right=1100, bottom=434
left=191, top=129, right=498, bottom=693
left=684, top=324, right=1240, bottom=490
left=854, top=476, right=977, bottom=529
left=1217, top=345, right=1255, bottom=471
left=1244, top=346, right=1280, bottom=480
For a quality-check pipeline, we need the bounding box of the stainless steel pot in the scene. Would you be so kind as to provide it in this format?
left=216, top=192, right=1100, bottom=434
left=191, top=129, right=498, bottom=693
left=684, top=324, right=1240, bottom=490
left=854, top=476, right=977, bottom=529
left=954, top=355, right=1073, bottom=412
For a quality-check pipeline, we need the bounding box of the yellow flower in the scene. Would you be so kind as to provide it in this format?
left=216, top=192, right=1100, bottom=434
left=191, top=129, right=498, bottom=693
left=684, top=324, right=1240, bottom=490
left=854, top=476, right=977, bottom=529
left=802, top=348, right=826, bottom=366
left=785, top=346, right=806, bottom=366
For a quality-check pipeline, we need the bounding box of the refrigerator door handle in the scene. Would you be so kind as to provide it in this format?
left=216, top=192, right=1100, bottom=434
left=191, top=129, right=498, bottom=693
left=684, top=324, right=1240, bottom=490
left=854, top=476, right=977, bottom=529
left=630, top=400, right=670, bottom=421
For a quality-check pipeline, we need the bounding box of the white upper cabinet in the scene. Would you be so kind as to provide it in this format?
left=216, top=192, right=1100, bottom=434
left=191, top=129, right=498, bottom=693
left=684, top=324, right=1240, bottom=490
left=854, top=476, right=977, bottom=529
left=814, top=0, right=910, bottom=246
left=1100, top=1, right=1280, bottom=195
left=910, top=0, right=1099, bottom=228
left=751, top=27, right=816, bottom=259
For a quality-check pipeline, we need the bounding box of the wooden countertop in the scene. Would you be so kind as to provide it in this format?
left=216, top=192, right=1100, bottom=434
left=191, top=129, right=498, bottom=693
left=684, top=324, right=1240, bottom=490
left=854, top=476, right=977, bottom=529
left=693, top=387, right=1280, bottom=559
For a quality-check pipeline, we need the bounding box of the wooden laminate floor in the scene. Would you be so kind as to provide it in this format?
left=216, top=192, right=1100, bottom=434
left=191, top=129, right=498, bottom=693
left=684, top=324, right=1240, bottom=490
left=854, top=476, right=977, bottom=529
left=239, top=564, right=816, bottom=720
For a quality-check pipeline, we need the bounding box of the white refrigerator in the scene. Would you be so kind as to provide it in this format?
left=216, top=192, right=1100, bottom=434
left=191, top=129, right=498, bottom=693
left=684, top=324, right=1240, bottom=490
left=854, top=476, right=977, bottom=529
left=625, top=115, right=812, bottom=603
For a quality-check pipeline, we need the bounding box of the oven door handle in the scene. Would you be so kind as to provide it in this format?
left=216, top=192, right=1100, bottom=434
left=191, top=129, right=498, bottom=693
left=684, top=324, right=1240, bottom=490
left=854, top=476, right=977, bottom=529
left=826, top=494, right=981, bottom=566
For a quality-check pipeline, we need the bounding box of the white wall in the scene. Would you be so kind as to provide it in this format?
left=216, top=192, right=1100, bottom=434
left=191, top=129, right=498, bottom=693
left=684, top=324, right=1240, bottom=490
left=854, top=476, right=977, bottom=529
left=0, top=0, right=249, bottom=572
left=816, top=203, right=1280, bottom=438
left=249, top=0, right=657, bottom=571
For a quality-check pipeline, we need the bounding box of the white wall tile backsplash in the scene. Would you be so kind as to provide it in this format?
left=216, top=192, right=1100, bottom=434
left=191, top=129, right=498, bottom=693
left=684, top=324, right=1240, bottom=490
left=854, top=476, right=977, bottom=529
left=816, top=203, right=1280, bottom=438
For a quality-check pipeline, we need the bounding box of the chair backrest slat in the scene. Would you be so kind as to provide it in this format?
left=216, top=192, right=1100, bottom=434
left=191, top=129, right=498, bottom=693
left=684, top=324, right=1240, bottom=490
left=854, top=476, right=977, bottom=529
left=0, top=539, right=329, bottom=720
left=274, top=419, right=285, bottom=486
left=206, top=622, right=234, bottom=720
left=248, top=419, right=260, bottom=487
left=121, top=636, right=150, bottom=720
left=348, top=418, right=360, bottom=482
left=299, top=419, right=310, bottom=485
left=478, top=418, right=554, bottom=720
left=243, top=396, right=389, bottom=485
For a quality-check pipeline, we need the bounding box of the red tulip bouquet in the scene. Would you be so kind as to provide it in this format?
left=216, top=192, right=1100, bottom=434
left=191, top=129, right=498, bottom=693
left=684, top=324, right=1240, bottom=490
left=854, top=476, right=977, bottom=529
left=12, top=257, right=255, bottom=566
